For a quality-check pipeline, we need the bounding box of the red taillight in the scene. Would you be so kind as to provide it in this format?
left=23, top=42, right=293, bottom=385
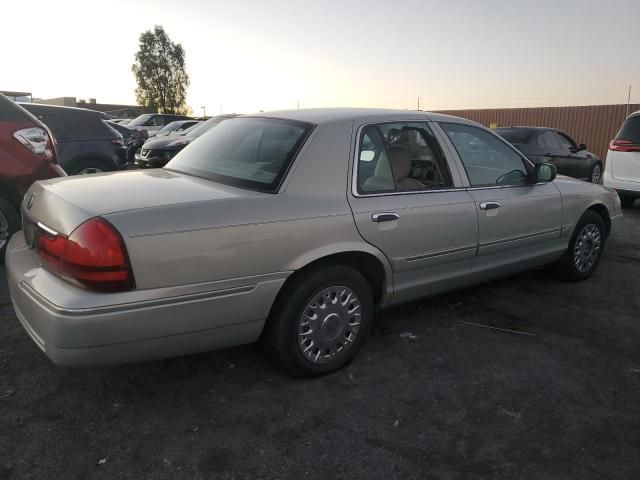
left=609, top=138, right=640, bottom=152
left=37, top=218, right=135, bottom=292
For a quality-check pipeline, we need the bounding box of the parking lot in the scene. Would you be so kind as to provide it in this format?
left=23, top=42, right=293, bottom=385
left=0, top=206, right=637, bottom=479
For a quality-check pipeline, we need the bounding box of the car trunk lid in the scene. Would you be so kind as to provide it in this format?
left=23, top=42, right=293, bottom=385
left=21, top=169, right=261, bottom=238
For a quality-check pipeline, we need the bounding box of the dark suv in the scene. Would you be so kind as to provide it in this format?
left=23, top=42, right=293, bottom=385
left=496, top=127, right=603, bottom=184
left=0, top=94, right=64, bottom=254
left=21, top=103, right=127, bottom=175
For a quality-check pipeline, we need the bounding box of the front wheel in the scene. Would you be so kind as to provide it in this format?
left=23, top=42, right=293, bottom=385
left=555, top=211, right=606, bottom=281
left=263, top=265, right=374, bottom=377
left=589, top=162, right=602, bottom=184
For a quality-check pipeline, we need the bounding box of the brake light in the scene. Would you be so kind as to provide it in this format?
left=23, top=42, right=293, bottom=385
left=609, top=139, right=640, bottom=152
left=36, top=218, right=135, bottom=292
left=13, top=127, right=54, bottom=160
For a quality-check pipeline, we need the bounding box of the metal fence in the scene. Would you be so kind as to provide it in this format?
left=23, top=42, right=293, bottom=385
left=435, top=104, right=640, bottom=160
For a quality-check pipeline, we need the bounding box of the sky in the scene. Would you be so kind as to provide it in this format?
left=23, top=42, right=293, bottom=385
left=2, top=0, right=639, bottom=114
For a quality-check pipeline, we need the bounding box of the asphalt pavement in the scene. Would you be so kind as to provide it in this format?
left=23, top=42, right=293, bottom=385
left=1, top=206, right=639, bottom=480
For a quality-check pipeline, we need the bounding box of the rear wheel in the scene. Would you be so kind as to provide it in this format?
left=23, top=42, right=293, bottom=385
left=589, top=162, right=602, bottom=184
left=66, top=159, right=110, bottom=175
left=0, top=198, right=21, bottom=261
left=263, top=264, right=373, bottom=377
left=555, top=210, right=606, bottom=281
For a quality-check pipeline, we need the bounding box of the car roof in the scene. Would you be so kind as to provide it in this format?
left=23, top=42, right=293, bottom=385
left=495, top=126, right=560, bottom=133
left=245, top=108, right=480, bottom=126
left=19, top=102, right=106, bottom=117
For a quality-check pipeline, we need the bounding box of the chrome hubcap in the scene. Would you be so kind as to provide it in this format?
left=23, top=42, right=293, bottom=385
left=298, top=286, right=361, bottom=364
left=591, top=165, right=602, bottom=184
left=573, top=224, right=601, bottom=273
left=78, top=167, right=104, bottom=175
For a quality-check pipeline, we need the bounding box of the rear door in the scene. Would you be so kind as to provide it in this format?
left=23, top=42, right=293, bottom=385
left=555, top=132, right=589, bottom=179
left=438, top=122, right=563, bottom=276
left=348, top=121, right=478, bottom=304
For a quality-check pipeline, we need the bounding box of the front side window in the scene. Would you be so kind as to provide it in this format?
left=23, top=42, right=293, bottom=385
left=357, top=122, right=452, bottom=194
left=165, top=117, right=312, bottom=193
left=441, top=123, right=529, bottom=187
left=542, top=132, right=561, bottom=150
left=556, top=132, right=576, bottom=151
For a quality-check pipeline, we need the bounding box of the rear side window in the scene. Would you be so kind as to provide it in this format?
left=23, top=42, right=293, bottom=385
left=165, top=117, right=312, bottom=193
left=441, top=122, right=529, bottom=187
left=618, top=116, right=640, bottom=144
left=357, top=122, right=452, bottom=194
left=495, top=129, right=533, bottom=145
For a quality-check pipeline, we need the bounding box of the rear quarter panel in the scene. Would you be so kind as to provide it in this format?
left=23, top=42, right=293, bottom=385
left=105, top=119, right=393, bottom=296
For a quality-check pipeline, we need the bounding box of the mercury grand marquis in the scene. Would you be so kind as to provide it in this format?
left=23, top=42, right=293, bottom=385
left=7, top=109, right=623, bottom=377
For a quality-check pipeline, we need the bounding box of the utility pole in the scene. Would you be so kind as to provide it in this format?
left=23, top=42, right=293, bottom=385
left=201, top=106, right=206, bottom=117
left=297, top=101, right=300, bottom=109
left=417, top=97, right=420, bottom=111
left=626, top=85, right=632, bottom=117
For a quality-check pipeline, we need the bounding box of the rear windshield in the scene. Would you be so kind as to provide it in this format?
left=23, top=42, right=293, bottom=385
left=0, top=95, right=29, bottom=121
left=617, top=115, right=640, bottom=144
left=165, top=117, right=313, bottom=192
left=495, top=129, right=534, bottom=145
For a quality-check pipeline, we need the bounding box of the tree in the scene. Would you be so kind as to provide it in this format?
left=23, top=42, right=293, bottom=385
left=132, top=26, right=190, bottom=114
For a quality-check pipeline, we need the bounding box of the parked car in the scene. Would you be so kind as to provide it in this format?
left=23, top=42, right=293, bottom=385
left=150, top=120, right=201, bottom=137
left=604, top=110, right=640, bottom=208
left=496, top=127, right=603, bottom=184
left=7, top=109, right=622, bottom=377
left=127, top=113, right=194, bottom=135
left=21, top=103, right=127, bottom=175
left=135, top=115, right=235, bottom=168
left=108, top=118, right=132, bottom=125
left=106, top=120, right=148, bottom=163
left=0, top=94, right=65, bottom=255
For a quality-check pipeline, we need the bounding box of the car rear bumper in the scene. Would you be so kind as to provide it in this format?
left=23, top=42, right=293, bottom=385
left=6, top=233, right=287, bottom=367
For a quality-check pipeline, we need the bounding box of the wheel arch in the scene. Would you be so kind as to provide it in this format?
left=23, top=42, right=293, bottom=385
left=585, top=202, right=611, bottom=237
left=64, top=153, right=115, bottom=173
left=280, top=243, right=394, bottom=310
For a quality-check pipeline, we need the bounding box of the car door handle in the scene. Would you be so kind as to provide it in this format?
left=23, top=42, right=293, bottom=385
left=372, top=212, right=399, bottom=222
left=479, top=202, right=500, bottom=210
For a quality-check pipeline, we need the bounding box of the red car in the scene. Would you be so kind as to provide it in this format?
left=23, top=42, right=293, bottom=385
left=0, top=93, right=65, bottom=255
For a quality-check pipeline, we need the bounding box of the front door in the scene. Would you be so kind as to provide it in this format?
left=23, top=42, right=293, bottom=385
left=438, top=122, right=564, bottom=277
left=348, top=121, right=479, bottom=305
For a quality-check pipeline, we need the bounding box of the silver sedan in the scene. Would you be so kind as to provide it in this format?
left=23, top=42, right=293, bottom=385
left=7, top=109, right=623, bottom=377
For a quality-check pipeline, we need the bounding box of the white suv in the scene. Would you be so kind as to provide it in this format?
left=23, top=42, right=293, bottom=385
left=604, top=110, right=640, bottom=208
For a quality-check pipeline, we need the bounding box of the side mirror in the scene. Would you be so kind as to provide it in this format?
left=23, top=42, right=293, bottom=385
left=578, top=143, right=587, bottom=151
left=535, top=162, right=557, bottom=183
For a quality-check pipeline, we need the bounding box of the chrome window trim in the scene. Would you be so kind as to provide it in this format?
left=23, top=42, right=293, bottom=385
left=350, top=120, right=469, bottom=199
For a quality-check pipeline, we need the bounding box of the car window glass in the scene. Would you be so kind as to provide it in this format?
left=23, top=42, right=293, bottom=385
left=441, top=122, right=528, bottom=187
left=536, top=134, right=546, bottom=148
left=357, top=122, right=452, bottom=194
left=542, top=132, right=561, bottom=150
left=618, top=116, right=640, bottom=143
left=144, top=115, right=162, bottom=127
left=165, top=117, right=311, bottom=193
left=556, top=132, right=576, bottom=150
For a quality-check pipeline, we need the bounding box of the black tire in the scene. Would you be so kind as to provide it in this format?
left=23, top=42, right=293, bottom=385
left=263, top=264, right=374, bottom=378
left=589, top=162, right=602, bottom=184
left=0, top=198, right=21, bottom=261
left=555, top=210, right=606, bottom=281
left=620, top=195, right=636, bottom=209
left=66, top=159, right=110, bottom=176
